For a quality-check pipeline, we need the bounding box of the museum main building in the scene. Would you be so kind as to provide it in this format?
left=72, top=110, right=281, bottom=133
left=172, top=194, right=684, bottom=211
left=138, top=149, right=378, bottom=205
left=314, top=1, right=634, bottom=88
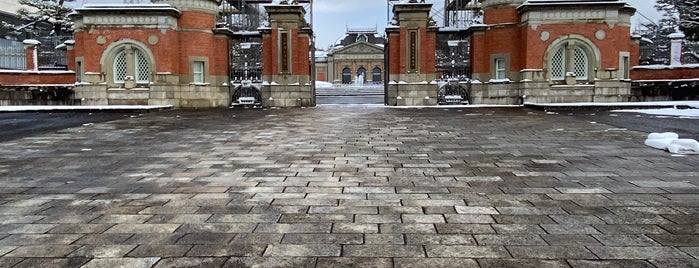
left=315, top=27, right=386, bottom=85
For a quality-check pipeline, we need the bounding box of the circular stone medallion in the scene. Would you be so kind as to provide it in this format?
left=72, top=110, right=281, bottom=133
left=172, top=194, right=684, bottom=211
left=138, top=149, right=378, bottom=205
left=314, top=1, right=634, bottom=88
left=148, top=35, right=159, bottom=45
left=595, top=30, right=606, bottom=40
left=540, top=31, right=550, bottom=41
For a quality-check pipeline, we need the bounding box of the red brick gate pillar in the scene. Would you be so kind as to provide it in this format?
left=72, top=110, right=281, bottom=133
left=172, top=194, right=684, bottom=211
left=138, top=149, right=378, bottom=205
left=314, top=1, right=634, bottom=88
left=386, top=1, right=438, bottom=106
left=260, top=3, right=314, bottom=107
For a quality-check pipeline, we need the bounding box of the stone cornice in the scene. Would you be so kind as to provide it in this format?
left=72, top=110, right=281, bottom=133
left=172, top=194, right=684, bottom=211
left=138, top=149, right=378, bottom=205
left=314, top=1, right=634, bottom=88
left=520, top=6, right=632, bottom=28
left=74, top=14, right=179, bottom=30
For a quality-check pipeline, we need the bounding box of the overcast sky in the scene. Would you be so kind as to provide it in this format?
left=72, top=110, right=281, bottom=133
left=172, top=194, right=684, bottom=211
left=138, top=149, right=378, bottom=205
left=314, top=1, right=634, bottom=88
left=70, top=0, right=662, bottom=49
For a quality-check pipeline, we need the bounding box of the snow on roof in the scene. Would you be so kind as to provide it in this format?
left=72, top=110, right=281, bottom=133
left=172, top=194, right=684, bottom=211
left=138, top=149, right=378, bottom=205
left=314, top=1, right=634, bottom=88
left=76, top=3, right=179, bottom=13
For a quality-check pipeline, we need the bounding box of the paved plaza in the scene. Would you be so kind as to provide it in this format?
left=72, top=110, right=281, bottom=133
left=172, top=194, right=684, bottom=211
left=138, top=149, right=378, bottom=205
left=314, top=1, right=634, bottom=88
left=0, top=106, right=697, bottom=267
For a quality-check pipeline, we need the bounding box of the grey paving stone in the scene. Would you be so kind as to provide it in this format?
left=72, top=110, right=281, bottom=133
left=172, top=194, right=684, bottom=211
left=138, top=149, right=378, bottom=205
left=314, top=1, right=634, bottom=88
left=316, top=257, right=392, bottom=268
left=186, top=244, right=266, bottom=257
left=354, top=214, right=401, bottom=223
left=105, top=223, right=181, bottom=233
left=506, top=245, right=597, bottom=259
left=126, top=245, right=192, bottom=257
left=567, top=259, right=656, bottom=268
left=540, top=224, right=601, bottom=234
left=474, top=234, right=547, bottom=245
left=648, top=234, right=699, bottom=246
left=0, top=234, right=83, bottom=246
left=380, top=223, right=436, bottom=234
left=47, top=224, right=114, bottom=234
left=81, top=257, right=160, bottom=268
left=153, top=257, right=228, bottom=268
left=332, top=223, right=378, bottom=234
left=406, top=234, right=476, bottom=245
left=223, top=257, right=316, bottom=268
left=680, top=247, right=699, bottom=258
left=231, top=233, right=284, bottom=244
left=435, top=224, right=495, bottom=234
left=68, top=245, right=137, bottom=258
left=587, top=246, right=692, bottom=259
left=365, top=234, right=405, bottom=244
left=5, top=245, right=81, bottom=257
left=176, top=233, right=235, bottom=245
left=308, top=206, right=377, bottom=215
left=541, top=234, right=602, bottom=246
left=255, top=223, right=331, bottom=233
left=11, top=257, right=90, bottom=268
left=478, top=259, right=571, bottom=268
left=394, top=257, right=479, bottom=268
left=425, top=245, right=510, bottom=258
left=2, top=107, right=698, bottom=265
left=281, top=233, right=363, bottom=244
left=0, top=257, right=24, bottom=267
left=279, top=214, right=353, bottom=223
left=649, top=259, right=699, bottom=268
left=593, top=234, right=661, bottom=246
left=73, top=233, right=133, bottom=245
left=178, top=223, right=258, bottom=233
left=124, top=233, right=183, bottom=245
left=264, top=244, right=341, bottom=257
left=342, top=245, right=425, bottom=257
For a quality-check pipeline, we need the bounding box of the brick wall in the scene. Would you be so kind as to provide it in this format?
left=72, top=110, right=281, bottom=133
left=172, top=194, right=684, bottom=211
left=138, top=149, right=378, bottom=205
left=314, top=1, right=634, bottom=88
left=0, top=71, right=75, bottom=85
left=632, top=65, right=699, bottom=81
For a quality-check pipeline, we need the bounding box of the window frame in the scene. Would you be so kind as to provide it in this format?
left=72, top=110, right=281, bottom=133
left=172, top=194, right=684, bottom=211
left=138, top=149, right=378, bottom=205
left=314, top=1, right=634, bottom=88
left=193, top=61, right=205, bottom=84
left=100, top=41, right=154, bottom=88
left=545, top=36, right=600, bottom=84
left=494, top=58, right=506, bottom=80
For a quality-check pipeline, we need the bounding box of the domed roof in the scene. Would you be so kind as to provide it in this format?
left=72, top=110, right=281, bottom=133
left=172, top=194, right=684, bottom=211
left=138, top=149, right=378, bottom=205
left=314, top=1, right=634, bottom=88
left=334, top=27, right=386, bottom=47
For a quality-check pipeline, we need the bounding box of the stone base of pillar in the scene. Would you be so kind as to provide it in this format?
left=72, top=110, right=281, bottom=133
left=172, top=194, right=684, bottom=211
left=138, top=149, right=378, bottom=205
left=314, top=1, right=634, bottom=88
left=387, top=83, right=438, bottom=106
left=262, top=84, right=314, bottom=107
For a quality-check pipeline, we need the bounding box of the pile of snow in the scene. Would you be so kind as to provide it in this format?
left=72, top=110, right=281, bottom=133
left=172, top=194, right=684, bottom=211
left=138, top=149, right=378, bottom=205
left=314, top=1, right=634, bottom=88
left=645, top=132, right=699, bottom=155
left=315, top=81, right=334, bottom=88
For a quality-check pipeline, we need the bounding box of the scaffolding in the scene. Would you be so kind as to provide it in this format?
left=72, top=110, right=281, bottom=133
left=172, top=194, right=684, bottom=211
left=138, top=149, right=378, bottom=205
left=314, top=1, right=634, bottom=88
left=443, top=0, right=481, bottom=29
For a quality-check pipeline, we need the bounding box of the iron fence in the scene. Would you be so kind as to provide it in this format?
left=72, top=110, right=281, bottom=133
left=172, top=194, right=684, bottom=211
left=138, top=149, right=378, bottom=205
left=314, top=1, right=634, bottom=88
left=0, top=39, right=26, bottom=70
left=639, top=38, right=699, bottom=65
left=37, top=35, right=70, bottom=69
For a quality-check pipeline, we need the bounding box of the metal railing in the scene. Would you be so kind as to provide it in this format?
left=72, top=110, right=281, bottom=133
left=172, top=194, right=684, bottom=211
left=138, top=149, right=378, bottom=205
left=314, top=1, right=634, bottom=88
left=0, top=39, right=26, bottom=70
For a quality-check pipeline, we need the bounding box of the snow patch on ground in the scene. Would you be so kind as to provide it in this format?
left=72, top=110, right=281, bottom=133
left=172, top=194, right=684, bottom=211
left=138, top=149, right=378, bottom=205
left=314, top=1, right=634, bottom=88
left=645, top=132, right=699, bottom=155
left=613, top=108, right=699, bottom=118
left=0, top=105, right=172, bottom=112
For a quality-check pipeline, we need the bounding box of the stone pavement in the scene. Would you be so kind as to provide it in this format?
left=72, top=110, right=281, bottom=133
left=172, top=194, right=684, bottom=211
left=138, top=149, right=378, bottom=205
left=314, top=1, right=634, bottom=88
left=0, top=106, right=697, bottom=268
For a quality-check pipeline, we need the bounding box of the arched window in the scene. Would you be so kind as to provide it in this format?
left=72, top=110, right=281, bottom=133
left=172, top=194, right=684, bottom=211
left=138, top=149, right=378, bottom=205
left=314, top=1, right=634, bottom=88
left=550, top=46, right=565, bottom=80
left=372, top=67, right=382, bottom=83
left=573, top=46, right=588, bottom=80
left=546, top=38, right=598, bottom=83
left=342, top=67, right=351, bottom=84
left=102, top=41, right=154, bottom=87
left=112, top=48, right=150, bottom=84
left=114, top=50, right=128, bottom=83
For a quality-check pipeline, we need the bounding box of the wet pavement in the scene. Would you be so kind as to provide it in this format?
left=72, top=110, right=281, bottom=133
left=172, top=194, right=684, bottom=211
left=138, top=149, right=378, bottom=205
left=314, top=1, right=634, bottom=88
left=0, top=106, right=697, bottom=267
left=0, top=112, right=133, bottom=142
